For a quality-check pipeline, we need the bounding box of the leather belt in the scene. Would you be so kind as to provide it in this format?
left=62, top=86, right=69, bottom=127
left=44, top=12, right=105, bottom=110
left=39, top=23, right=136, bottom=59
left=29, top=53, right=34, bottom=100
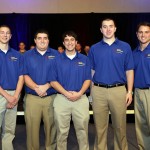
left=138, top=87, right=149, bottom=90
left=94, top=83, right=125, bottom=88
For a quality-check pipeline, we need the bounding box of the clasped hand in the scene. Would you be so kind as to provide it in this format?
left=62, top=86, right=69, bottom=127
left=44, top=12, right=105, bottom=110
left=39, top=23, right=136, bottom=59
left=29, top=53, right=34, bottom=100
left=6, top=95, right=18, bottom=109
left=34, top=85, right=48, bottom=97
left=65, top=91, right=82, bottom=102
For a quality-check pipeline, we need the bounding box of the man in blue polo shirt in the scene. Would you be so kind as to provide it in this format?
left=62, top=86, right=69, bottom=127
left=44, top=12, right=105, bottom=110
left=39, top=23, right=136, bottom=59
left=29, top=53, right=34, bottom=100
left=0, top=25, right=24, bottom=150
left=23, top=29, right=58, bottom=150
left=133, top=22, right=150, bottom=150
left=88, top=18, right=134, bottom=150
left=50, top=31, right=91, bottom=150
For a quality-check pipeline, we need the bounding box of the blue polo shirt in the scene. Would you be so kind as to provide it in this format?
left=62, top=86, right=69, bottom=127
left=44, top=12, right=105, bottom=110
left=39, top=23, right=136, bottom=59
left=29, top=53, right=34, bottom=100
left=88, top=38, right=134, bottom=84
left=133, top=43, right=150, bottom=88
left=0, top=47, right=23, bottom=90
left=50, top=52, right=91, bottom=92
left=23, top=47, right=59, bottom=96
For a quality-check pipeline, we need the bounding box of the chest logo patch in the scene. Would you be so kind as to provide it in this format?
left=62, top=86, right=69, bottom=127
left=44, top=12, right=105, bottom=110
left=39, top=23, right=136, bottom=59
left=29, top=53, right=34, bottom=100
left=47, top=55, right=55, bottom=59
left=145, top=53, right=150, bottom=58
left=115, top=49, right=123, bottom=54
left=10, top=56, right=18, bottom=61
left=78, top=61, right=85, bottom=66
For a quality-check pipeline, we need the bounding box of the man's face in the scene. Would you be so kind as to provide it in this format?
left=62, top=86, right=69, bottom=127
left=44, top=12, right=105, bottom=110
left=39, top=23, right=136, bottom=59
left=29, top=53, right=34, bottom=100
left=34, top=33, right=49, bottom=51
left=75, top=43, right=82, bottom=52
left=100, top=20, right=116, bottom=40
left=19, top=42, right=25, bottom=50
left=84, top=46, right=90, bottom=53
left=136, top=25, right=150, bottom=45
left=0, top=27, right=12, bottom=44
left=58, top=46, right=64, bottom=53
left=63, top=35, right=77, bottom=52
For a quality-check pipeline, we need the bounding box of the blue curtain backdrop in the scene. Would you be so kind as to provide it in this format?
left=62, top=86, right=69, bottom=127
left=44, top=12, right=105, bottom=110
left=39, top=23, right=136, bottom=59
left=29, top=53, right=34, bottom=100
left=0, top=13, right=150, bottom=51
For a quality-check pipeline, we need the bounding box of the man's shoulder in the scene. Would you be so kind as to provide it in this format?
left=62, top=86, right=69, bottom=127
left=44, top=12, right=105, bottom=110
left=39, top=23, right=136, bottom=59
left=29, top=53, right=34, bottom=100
left=78, top=52, right=88, bottom=59
left=9, top=48, right=22, bottom=56
left=49, top=48, right=59, bottom=55
left=23, top=49, right=33, bottom=56
left=117, top=39, right=130, bottom=47
left=91, top=41, right=101, bottom=47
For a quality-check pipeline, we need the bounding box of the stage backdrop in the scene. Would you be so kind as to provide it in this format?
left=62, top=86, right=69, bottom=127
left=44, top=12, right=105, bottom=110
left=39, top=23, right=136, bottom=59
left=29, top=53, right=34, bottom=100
left=0, top=13, right=150, bottom=51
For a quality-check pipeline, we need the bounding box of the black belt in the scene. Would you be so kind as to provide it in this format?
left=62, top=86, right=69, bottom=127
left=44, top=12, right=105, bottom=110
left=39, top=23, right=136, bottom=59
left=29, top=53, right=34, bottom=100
left=5, top=89, right=15, bottom=91
left=94, top=83, right=125, bottom=88
left=138, top=87, right=149, bottom=90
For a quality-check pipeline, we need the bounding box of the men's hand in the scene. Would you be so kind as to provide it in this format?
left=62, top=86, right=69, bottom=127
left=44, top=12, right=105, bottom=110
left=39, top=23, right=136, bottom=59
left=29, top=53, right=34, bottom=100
left=126, top=93, right=133, bottom=107
left=6, top=94, right=17, bottom=104
left=6, top=102, right=16, bottom=109
left=64, top=91, right=74, bottom=99
left=34, top=85, right=48, bottom=97
left=68, top=91, right=82, bottom=102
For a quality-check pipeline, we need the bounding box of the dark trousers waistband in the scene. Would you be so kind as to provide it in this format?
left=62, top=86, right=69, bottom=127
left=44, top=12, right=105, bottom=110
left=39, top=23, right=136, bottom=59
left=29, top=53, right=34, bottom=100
left=138, top=87, right=149, bottom=90
left=94, top=83, right=125, bottom=88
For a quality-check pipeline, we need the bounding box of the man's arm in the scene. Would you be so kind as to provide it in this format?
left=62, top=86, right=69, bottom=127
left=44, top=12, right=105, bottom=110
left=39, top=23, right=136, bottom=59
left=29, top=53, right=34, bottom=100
left=24, top=75, right=50, bottom=97
left=13, top=75, right=24, bottom=102
left=70, top=80, right=91, bottom=101
left=24, top=75, right=38, bottom=90
left=0, top=76, right=24, bottom=108
left=51, top=81, right=73, bottom=99
left=0, top=86, right=16, bottom=104
left=126, top=70, right=134, bottom=107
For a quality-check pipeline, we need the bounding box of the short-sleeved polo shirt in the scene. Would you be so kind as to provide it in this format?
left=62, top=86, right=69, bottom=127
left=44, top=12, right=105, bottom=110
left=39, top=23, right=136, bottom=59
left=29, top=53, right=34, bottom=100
left=133, top=44, right=150, bottom=88
left=88, top=38, right=134, bottom=85
left=51, top=52, right=91, bottom=92
left=23, top=47, right=58, bottom=96
left=0, top=47, right=23, bottom=90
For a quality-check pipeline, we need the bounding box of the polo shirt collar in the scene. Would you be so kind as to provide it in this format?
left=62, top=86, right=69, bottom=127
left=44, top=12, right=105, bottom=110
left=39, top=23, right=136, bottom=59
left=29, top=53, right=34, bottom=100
left=0, top=46, right=12, bottom=53
left=101, top=38, right=119, bottom=45
left=62, top=50, right=78, bottom=59
left=33, top=47, right=52, bottom=55
left=136, top=43, right=150, bottom=52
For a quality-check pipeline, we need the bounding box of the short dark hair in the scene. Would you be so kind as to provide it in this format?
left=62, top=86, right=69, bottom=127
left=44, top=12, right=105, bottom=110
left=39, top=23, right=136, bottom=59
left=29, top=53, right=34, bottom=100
left=62, top=31, right=78, bottom=41
left=136, top=22, right=150, bottom=32
left=34, top=29, right=49, bottom=39
left=100, top=18, right=116, bottom=28
left=0, top=25, right=11, bottom=33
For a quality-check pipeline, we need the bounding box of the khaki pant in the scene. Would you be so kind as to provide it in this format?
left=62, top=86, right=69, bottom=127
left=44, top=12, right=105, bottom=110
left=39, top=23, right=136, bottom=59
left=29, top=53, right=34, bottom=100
left=53, top=94, right=89, bottom=150
left=91, top=85, right=128, bottom=150
left=25, top=94, right=56, bottom=150
left=134, top=89, right=150, bottom=150
left=0, top=90, right=17, bottom=150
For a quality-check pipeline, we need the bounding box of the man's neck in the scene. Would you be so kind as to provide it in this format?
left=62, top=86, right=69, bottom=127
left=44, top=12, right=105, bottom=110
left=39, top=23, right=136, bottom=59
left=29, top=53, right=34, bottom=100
left=66, top=49, right=76, bottom=56
left=103, top=37, right=116, bottom=45
left=140, top=42, right=150, bottom=51
left=19, top=49, right=26, bottom=53
left=36, top=48, right=47, bottom=55
left=0, top=43, right=9, bottom=51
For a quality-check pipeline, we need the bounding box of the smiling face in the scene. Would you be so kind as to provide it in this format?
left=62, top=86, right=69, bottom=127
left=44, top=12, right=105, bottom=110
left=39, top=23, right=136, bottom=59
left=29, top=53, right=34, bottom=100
left=0, top=26, right=12, bottom=45
left=100, top=19, right=116, bottom=40
left=34, top=33, right=49, bottom=51
left=136, top=25, right=150, bottom=45
left=63, top=35, right=77, bottom=53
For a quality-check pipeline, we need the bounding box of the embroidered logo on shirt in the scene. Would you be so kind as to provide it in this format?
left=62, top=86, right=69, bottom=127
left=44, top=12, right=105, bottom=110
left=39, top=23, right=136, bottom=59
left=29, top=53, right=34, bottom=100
left=115, top=49, right=123, bottom=54
left=78, top=61, right=85, bottom=66
left=10, top=57, right=18, bottom=61
left=46, top=55, right=55, bottom=59
left=145, top=54, right=150, bottom=58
